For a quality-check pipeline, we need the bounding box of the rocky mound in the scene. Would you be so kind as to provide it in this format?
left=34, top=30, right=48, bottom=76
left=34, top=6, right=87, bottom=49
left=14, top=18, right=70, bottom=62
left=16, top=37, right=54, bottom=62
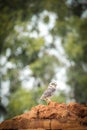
left=0, top=101, right=87, bottom=129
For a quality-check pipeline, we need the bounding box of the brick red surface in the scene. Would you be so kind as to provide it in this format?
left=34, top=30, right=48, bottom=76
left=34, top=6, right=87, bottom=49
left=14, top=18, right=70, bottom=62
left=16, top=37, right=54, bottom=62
left=0, top=102, right=87, bottom=129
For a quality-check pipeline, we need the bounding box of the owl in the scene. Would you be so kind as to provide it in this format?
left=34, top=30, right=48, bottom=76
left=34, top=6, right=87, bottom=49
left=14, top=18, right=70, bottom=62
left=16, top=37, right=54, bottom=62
left=40, top=81, right=57, bottom=103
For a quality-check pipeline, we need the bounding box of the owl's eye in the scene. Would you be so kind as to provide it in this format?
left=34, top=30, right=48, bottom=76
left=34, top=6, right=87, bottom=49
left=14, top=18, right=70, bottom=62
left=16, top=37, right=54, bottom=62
left=51, top=83, right=56, bottom=86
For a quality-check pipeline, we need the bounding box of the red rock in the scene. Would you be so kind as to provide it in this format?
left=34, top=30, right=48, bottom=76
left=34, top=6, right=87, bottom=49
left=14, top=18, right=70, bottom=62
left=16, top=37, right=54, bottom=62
left=0, top=101, right=87, bottom=129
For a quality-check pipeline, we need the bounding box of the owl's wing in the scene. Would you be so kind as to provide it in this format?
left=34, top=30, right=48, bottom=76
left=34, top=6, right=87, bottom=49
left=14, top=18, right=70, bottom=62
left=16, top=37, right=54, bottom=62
left=41, top=87, right=56, bottom=99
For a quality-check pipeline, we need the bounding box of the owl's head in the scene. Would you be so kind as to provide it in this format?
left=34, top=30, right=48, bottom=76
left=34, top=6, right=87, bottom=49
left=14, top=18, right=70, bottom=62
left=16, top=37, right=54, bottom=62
left=49, top=80, right=57, bottom=87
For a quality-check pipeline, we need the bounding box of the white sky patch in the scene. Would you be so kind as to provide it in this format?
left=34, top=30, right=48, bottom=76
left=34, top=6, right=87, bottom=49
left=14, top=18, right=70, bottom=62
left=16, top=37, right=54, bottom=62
left=19, top=66, right=32, bottom=81
left=38, top=11, right=56, bottom=43
left=6, top=62, right=16, bottom=69
left=22, top=77, right=35, bottom=89
left=29, top=31, right=39, bottom=38
left=0, top=56, right=7, bottom=65
left=38, top=22, right=48, bottom=36
left=44, top=34, right=53, bottom=44
left=55, top=67, right=69, bottom=90
left=54, top=37, right=70, bottom=67
left=39, top=10, right=57, bottom=28
left=1, top=81, right=10, bottom=97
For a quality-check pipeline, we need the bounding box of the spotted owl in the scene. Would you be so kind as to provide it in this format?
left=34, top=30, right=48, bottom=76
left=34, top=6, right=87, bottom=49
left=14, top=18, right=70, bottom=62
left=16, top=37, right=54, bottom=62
left=40, top=81, right=57, bottom=103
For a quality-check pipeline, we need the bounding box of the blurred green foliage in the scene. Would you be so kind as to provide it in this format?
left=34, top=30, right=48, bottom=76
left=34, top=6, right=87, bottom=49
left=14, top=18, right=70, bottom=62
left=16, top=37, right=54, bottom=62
left=7, top=88, right=36, bottom=118
left=59, top=18, right=87, bottom=103
left=0, top=0, right=87, bottom=120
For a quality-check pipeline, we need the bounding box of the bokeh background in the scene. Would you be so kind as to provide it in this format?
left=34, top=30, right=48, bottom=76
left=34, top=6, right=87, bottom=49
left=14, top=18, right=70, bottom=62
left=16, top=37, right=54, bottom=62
left=0, top=0, right=87, bottom=122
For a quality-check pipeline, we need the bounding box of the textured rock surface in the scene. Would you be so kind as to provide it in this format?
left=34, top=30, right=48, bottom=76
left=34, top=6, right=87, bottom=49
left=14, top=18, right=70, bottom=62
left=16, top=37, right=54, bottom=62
left=0, top=101, right=87, bottom=129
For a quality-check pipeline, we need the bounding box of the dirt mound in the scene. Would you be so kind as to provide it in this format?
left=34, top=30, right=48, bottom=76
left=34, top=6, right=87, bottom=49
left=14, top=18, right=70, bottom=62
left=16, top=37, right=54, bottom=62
left=0, top=101, right=87, bottom=129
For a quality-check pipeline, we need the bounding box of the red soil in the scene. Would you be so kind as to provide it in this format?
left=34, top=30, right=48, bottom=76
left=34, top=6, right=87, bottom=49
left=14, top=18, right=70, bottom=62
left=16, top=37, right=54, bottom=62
left=0, top=101, right=87, bottom=129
